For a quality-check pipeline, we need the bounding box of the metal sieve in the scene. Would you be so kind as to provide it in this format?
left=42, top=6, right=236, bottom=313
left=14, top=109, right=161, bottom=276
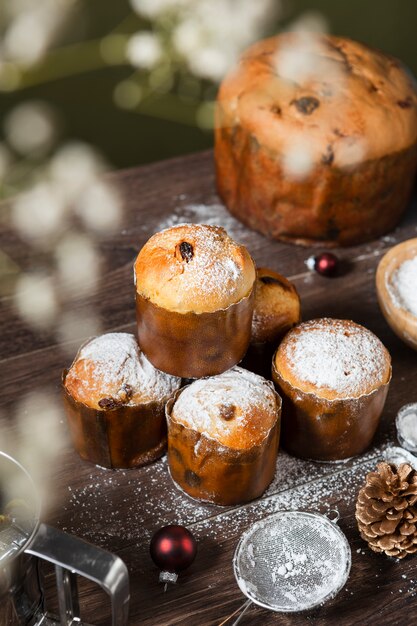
left=229, top=510, right=351, bottom=624
left=396, top=403, right=417, bottom=454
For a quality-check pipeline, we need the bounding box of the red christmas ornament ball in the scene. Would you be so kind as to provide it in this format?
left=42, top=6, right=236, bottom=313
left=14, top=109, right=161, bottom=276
left=314, top=252, right=339, bottom=277
left=150, top=525, right=197, bottom=573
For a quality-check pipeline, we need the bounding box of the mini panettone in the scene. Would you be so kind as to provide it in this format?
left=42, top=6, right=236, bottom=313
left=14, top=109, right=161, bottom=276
left=215, top=33, right=417, bottom=246
left=242, top=267, right=301, bottom=377
left=63, top=332, right=181, bottom=468
left=252, top=268, right=301, bottom=344
left=134, top=223, right=256, bottom=378
left=272, top=318, right=391, bottom=461
left=166, top=366, right=281, bottom=505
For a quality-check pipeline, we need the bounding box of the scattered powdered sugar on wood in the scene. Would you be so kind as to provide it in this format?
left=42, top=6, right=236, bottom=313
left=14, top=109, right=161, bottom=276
left=154, top=201, right=256, bottom=247
left=59, top=438, right=389, bottom=574
left=71, top=332, right=181, bottom=404
left=171, top=366, right=278, bottom=448
left=283, top=319, right=388, bottom=397
left=194, top=447, right=387, bottom=545
left=383, top=446, right=417, bottom=467
left=387, top=255, right=417, bottom=318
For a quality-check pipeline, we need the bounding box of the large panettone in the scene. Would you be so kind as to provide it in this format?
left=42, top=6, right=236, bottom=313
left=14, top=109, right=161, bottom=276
left=215, top=33, right=417, bottom=247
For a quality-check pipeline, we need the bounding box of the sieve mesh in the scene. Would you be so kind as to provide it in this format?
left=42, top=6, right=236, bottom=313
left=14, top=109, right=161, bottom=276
left=233, top=511, right=351, bottom=613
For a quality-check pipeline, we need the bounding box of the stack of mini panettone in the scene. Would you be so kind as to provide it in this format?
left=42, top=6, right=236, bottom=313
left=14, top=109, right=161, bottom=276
left=356, top=462, right=417, bottom=558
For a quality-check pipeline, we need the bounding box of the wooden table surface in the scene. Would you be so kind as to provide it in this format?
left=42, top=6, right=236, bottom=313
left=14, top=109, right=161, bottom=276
left=1, top=150, right=417, bottom=626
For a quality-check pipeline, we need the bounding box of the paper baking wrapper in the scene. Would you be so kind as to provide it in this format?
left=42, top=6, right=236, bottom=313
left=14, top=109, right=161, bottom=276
left=136, top=287, right=255, bottom=379
left=165, top=386, right=281, bottom=505
left=216, top=112, right=417, bottom=247
left=62, top=370, right=170, bottom=469
left=272, top=357, right=391, bottom=461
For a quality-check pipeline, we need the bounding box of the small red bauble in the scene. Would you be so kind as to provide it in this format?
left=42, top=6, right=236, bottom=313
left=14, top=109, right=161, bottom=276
left=150, top=525, right=197, bottom=575
left=314, top=252, right=339, bottom=277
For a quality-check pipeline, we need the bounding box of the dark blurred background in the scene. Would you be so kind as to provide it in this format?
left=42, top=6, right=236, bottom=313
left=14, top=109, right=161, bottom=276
left=1, top=0, right=417, bottom=171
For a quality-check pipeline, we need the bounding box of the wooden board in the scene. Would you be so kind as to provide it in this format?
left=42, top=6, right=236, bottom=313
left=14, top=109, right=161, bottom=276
left=1, top=150, right=417, bottom=625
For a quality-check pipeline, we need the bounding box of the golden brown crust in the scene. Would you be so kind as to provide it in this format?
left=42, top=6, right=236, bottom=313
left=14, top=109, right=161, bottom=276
left=166, top=384, right=281, bottom=505
left=62, top=371, right=169, bottom=468
left=251, top=267, right=301, bottom=344
left=215, top=34, right=417, bottom=246
left=219, top=34, right=417, bottom=164
left=134, top=223, right=256, bottom=313
left=274, top=318, right=391, bottom=400
left=64, top=333, right=181, bottom=409
left=272, top=360, right=390, bottom=461
left=170, top=366, right=278, bottom=449
left=271, top=318, right=392, bottom=461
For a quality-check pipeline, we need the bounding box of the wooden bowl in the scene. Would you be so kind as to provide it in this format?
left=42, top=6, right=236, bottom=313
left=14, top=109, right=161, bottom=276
left=376, top=238, right=417, bottom=351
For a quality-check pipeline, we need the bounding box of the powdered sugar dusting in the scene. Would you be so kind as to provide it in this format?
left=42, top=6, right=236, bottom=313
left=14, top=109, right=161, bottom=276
left=388, top=255, right=417, bottom=318
left=71, top=333, right=181, bottom=404
left=171, top=366, right=278, bottom=448
left=235, top=511, right=350, bottom=611
left=59, top=440, right=390, bottom=562
left=283, top=319, right=388, bottom=397
left=155, top=202, right=253, bottom=246
left=137, top=223, right=254, bottom=313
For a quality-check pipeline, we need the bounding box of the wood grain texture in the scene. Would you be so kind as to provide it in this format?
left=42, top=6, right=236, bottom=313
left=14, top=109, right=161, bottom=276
left=1, top=150, right=417, bottom=625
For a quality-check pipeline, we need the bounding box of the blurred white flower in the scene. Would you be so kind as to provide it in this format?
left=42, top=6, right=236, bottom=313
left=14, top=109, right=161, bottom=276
left=12, top=181, right=67, bottom=244
left=126, top=32, right=163, bottom=69
left=130, top=0, right=189, bottom=19
left=289, top=11, right=329, bottom=34
left=179, top=0, right=279, bottom=80
left=4, top=11, right=50, bottom=65
left=14, top=273, right=58, bottom=329
left=4, top=101, right=57, bottom=156
left=16, top=391, right=66, bottom=461
left=57, top=309, right=102, bottom=350
left=189, top=47, right=229, bottom=82
left=128, top=0, right=279, bottom=81
left=75, top=179, right=122, bottom=234
left=282, top=137, right=315, bottom=179
left=55, top=233, right=101, bottom=297
left=275, top=31, right=344, bottom=86
left=12, top=181, right=66, bottom=242
left=3, top=0, right=75, bottom=66
left=14, top=389, right=67, bottom=510
left=113, top=80, right=143, bottom=110
left=338, top=137, right=367, bottom=168
left=172, top=20, right=203, bottom=57
left=49, top=142, right=104, bottom=200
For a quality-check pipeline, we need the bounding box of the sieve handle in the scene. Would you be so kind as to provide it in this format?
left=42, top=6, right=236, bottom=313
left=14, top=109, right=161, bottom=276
left=26, top=523, right=129, bottom=626
left=218, top=599, right=252, bottom=626
left=231, top=599, right=252, bottom=625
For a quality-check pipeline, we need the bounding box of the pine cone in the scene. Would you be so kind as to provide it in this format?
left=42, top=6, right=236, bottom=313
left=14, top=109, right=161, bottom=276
left=356, top=462, right=417, bottom=558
